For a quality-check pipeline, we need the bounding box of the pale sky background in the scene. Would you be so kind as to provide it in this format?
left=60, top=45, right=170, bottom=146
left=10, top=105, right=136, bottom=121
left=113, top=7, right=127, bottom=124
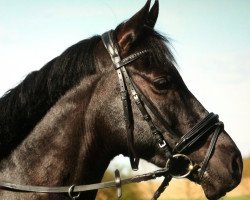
left=0, top=0, right=249, bottom=168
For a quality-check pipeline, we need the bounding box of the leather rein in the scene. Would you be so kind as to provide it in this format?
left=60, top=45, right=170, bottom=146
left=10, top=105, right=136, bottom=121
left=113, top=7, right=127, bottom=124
left=0, top=30, right=224, bottom=200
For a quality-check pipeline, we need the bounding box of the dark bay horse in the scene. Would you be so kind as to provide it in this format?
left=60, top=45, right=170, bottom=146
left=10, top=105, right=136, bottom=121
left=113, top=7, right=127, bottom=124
left=0, top=1, right=242, bottom=199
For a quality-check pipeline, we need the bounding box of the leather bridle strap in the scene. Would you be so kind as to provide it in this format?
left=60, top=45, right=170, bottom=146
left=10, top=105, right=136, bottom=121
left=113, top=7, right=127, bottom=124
left=199, top=121, right=223, bottom=179
left=102, top=30, right=150, bottom=170
left=120, top=66, right=172, bottom=158
left=101, top=30, right=173, bottom=169
left=131, top=80, right=178, bottom=140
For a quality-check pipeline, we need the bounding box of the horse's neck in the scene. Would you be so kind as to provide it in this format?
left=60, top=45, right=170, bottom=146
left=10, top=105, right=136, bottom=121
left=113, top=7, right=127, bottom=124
left=0, top=75, right=111, bottom=199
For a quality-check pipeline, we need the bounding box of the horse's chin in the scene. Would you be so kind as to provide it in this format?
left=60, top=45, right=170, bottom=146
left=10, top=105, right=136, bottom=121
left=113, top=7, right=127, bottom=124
left=197, top=170, right=241, bottom=200
left=200, top=180, right=228, bottom=200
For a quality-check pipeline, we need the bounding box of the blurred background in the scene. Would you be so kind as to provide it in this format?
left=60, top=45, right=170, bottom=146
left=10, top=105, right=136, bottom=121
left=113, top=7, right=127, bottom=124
left=0, top=0, right=249, bottom=199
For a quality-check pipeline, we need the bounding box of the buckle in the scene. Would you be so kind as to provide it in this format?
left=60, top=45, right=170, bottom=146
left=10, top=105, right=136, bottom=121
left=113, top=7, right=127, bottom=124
left=158, top=140, right=167, bottom=148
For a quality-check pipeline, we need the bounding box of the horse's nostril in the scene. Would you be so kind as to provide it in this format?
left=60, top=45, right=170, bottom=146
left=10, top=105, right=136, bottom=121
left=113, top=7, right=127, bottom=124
left=231, top=154, right=243, bottom=180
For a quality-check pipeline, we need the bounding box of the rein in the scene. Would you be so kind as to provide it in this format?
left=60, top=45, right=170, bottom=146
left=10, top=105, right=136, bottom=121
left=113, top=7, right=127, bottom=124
left=0, top=168, right=170, bottom=199
left=0, top=29, right=224, bottom=200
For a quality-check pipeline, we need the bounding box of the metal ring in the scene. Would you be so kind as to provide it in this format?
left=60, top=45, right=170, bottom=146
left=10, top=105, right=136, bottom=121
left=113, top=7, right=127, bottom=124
left=68, top=185, right=81, bottom=200
left=166, top=154, right=194, bottom=178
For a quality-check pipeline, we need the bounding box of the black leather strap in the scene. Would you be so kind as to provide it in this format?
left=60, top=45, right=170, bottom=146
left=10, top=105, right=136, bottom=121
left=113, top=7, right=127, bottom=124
left=102, top=30, right=172, bottom=169
left=132, top=82, right=176, bottom=137
left=151, top=175, right=172, bottom=200
left=121, top=67, right=172, bottom=159
left=102, top=30, right=151, bottom=170
left=0, top=167, right=169, bottom=199
left=198, top=121, right=224, bottom=179
left=173, top=113, right=219, bottom=153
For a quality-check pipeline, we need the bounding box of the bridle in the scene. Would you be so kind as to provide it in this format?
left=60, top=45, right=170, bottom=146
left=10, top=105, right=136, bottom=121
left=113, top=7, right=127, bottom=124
left=101, top=29, right=224, bottom=176
left=101, top=29, right=224, bottom=196
left=0, top=30, right=224, bottom=200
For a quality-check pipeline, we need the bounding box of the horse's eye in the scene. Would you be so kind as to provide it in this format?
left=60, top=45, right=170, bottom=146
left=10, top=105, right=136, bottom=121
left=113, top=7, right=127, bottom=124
left=153, top=77, right=170, bottom=90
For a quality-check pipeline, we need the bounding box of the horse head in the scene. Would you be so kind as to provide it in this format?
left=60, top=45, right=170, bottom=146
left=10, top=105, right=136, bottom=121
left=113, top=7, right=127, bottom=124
left=95, top=1, right=242, bottom=199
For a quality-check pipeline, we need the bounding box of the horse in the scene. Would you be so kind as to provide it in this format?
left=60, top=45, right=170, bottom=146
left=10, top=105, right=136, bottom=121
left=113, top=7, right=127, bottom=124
left=0, top=0, right=242, bottom=199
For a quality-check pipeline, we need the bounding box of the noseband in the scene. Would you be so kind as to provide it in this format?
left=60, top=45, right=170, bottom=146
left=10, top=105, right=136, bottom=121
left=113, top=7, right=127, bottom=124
left=101, top=30, right=224, bottom=181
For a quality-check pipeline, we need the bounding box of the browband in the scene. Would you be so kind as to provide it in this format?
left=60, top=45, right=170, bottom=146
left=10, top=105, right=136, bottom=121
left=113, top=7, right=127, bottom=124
left=102, top=30, right=149, bottom=69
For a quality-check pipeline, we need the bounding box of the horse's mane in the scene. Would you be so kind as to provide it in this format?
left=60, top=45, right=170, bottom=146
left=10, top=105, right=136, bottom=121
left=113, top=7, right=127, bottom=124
left=0, top=35, right=101, bottom=159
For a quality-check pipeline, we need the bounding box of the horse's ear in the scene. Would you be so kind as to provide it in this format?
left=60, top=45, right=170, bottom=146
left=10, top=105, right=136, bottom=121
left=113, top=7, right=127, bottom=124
left=146, top=0, right=159, bottom=28
left=116, top=0, right=151, bottom=53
